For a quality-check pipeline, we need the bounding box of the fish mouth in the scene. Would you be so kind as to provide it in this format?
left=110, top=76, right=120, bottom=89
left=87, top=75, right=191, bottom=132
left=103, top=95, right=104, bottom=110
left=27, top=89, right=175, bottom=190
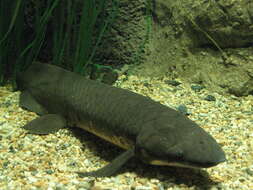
left=141, top=148, right=226, bottom=169
left=198, top=156, right=227, bottom=168
left=149, top=156, right=226, bottom=168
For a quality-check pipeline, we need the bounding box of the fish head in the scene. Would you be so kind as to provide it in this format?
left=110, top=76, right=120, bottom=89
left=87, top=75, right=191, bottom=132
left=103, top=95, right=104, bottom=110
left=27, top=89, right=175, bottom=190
left=136, top=118, right=226, bottom=168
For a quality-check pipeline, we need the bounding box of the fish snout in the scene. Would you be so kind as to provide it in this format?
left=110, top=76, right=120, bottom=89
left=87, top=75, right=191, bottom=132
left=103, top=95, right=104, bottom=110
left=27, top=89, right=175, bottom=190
left=181, top=133, right=226, bottom=168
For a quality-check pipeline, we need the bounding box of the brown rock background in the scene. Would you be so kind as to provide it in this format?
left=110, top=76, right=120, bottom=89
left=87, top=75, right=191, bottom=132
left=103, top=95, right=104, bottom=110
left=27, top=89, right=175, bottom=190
left=98, top=0, right=253, bottom=96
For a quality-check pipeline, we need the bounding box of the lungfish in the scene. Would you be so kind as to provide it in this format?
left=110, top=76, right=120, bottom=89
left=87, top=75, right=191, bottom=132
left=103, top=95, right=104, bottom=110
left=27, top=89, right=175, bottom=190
left=16, top=63, right=226, bottom=177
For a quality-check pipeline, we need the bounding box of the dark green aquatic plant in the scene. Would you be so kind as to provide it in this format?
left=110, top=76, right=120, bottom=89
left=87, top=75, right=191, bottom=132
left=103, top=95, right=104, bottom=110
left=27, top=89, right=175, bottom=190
left=0, top=0, right=61, bottom=84
left=0, top=0, right=25, bottom=84
left=73, top=0, right=106, bottom=73
left=72, top=0, right=119, bottom=75
left=132, top=0, right=152, bottom=65
left=0, top=0, right=119, bottom=84
left=0, top=0, right=151, bottom=84
left=19, top=0, right=61, bottom=69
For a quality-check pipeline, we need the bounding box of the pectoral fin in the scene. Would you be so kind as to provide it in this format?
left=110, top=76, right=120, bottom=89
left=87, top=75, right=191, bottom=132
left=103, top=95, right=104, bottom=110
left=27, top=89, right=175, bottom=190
left=20, top=91, right=48, bottom=115
left=77, top=148, right=135, bottom=177
left=23, top=114, right=67, bottom=134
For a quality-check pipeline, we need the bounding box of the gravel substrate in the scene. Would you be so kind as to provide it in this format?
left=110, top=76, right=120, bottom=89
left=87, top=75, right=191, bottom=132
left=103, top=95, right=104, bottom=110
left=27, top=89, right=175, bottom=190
left=0, top=74, right=252, bottom=190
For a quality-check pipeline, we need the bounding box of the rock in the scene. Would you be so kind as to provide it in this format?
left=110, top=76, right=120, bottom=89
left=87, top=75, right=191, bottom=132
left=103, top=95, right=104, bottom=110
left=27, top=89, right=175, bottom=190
left=171, top=0, right=253, bottom=48
left=165, top=80, right=181, bottom=86
left=204, top=95, right=216, bottom=101
left=102, top=71, right=118, bottom=85
left=245, top=168, right=253, bottom=176
left=177, top=104, right=190, bottom=115
left=140, top=0, right=253, bottom=96
left=191, top=85, right=205, bottom=92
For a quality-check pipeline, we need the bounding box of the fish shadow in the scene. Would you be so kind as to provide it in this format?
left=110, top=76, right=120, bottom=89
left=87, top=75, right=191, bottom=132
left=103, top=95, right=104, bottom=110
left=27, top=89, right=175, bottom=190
left=70, top=127, right=221, bottom=189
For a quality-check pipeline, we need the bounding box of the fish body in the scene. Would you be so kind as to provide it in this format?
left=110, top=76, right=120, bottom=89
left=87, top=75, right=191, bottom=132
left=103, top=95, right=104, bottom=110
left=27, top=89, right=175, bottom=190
left=17, top=63, right=226, bottom=177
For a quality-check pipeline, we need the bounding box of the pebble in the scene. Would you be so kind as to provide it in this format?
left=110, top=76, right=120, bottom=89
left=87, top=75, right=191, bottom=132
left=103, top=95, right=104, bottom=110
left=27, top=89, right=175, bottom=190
left=165, top=80, right=181, bottom=86
left=177, top=104, right=190, bottom=115
left=204, top=95, right=216, bottom=101
left=191, top=84, right=205, bottom=92
left=245, top=168, right=253, bottom=176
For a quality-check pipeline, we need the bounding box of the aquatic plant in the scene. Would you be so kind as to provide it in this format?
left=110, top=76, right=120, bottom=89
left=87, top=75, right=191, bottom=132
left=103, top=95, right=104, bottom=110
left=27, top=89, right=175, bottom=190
left=72, top=0, right=119, bottom=74
left=0, top=0, right=118, bottom=84
left=0, top=0, right=25, bottom=85
left=132, top=0, right=152, bottom=65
